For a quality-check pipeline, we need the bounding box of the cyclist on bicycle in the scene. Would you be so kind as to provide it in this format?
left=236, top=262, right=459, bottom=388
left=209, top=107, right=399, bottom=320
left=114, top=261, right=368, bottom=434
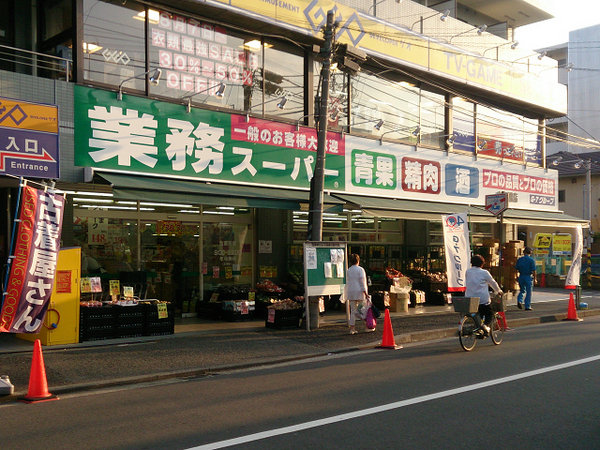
left=465, top=255, right=503, bottom=336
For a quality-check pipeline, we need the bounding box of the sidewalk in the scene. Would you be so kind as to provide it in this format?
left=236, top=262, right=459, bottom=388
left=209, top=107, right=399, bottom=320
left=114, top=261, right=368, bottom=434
left=0, top=288, right=598, bottom=402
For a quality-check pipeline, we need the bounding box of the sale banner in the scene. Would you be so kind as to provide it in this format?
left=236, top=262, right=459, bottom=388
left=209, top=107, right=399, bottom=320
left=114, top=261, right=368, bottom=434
left=0, top=186, right=64, bottom=333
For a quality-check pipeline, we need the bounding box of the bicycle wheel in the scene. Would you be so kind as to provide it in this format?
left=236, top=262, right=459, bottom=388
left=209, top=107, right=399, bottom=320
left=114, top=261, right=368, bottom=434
left=459, top=315, right=477, bottom=351
left=491, top=313, right=504, bottom=345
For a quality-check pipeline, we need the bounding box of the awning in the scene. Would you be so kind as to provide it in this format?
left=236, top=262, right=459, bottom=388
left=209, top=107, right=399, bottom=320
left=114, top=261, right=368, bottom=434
left=97, top=172, right=343, bottom=211
left=332, top=194, right=496, bottom=222
left=501, top=209, right=589, bottom=228
left=332, top=193, right=589, bottom=227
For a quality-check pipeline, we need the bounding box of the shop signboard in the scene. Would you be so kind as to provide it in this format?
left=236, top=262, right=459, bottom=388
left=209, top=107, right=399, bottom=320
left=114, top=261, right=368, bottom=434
left=552, top=233, right=572, bottom=256
left=0, top=97, right=60, bottom=178
left=485, top=193, right=508, bottom=216
left=74, top=86, right=344, bottom=191
left=344, top=136, right=558, bottom=212
left=74, top=86, right=559, bottom=212
left=533, top=232, right=552, bottom=256
left=209, top=0, right=566, bottom=115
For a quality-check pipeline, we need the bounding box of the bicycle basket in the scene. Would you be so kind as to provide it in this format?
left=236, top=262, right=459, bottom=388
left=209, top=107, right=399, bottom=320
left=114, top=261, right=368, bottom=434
left=491, top=293, right=508, bottom=312
left=453, top=297, right=479, bottom=313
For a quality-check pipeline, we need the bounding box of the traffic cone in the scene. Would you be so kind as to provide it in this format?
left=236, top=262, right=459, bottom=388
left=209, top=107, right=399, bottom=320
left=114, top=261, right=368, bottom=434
left=498, top=311, right=509, bottom=330
left=18, top=339, right=59, bottom=403
left=563, top=292, right=582, bottom=322
left=377, top=309, right=402, bottom=349
left=540, top=273, right=546, bottom=288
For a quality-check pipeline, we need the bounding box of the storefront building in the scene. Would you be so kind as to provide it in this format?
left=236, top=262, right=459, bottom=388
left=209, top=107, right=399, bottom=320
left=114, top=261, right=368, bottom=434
left=0, top=0, right=588, bottom=317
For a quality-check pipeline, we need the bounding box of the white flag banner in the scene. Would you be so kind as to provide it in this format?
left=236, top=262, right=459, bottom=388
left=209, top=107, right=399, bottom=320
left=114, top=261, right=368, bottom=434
left=565, top=225, right=583, bottom=289
left=441, top=213, right=471, bottom=292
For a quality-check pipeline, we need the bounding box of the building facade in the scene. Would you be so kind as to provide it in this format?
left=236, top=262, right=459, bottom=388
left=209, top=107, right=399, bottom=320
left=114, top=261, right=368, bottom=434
left=0, top=0, right=587, bottom=314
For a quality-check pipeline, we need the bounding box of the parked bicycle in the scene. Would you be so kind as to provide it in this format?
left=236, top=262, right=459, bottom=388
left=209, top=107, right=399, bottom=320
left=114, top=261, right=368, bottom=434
left=454, top=294, right=508, bottom=351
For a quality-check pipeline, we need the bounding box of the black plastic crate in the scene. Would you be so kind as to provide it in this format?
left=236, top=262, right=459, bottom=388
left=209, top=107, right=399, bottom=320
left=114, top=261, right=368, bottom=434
left=114, top=305, right=145, bottom=324
left=79, top=325, right=116, bottom=342
left=265, top=309, right=302, bottom=330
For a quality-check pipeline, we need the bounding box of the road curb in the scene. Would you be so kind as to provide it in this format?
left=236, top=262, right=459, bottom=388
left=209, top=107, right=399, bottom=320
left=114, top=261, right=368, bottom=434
left=2, top=309, right=598, bottom=403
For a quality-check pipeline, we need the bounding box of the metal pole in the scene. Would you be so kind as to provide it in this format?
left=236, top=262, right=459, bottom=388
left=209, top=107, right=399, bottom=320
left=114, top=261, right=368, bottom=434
left=307, top=11, right=334, bottom=242
left=586, top=160, right=592, bottom=290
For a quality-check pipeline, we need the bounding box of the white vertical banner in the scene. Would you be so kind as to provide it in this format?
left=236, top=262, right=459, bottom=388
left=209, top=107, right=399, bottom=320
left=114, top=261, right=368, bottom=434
left=565, top=225, right=583, bottom=289
left=441, top=213, right=471, bottom=292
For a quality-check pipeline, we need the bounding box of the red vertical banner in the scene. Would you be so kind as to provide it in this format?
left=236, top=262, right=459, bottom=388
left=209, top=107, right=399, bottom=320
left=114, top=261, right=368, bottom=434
left=0, top=186, right=64, bottom=333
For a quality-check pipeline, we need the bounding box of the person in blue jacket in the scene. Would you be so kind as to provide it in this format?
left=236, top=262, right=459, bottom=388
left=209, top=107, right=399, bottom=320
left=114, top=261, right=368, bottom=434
left=515, top=247, right=537, bottom=310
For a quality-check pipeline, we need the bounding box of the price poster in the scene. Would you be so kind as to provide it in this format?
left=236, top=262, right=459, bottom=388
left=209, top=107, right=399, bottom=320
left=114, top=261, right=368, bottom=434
left=157, top=303, right=168, bottom=319
left=80, top=278, right=92, bottom=293
left=88, top=217, right=108, bottom=245
left=123, top=286, right=134, bottom=299
left=110, top=280, right=120, bottom=296
left=90, top=277, right=102, bottom=293
left=56, top=270, right=71, bottom=293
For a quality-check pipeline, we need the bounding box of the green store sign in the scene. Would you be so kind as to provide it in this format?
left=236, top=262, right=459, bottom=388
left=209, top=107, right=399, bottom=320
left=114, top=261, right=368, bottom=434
left=74, top=85, right=345, bottom=191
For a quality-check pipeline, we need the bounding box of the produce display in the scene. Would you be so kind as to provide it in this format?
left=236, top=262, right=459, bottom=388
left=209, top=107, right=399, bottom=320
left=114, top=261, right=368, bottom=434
left=256, top=279, right=284, bottom=292
left=267, top=299, right=303, bottom=310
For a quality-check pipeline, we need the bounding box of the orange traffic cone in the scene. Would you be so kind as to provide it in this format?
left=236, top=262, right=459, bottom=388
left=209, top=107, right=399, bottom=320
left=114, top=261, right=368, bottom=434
left=377, top=309, right=402, bottom=349
left=498, top=311, right=509, bottom=330
left=563, top=292, right=582, bottom=322
left=18, top=339, right=59, bottom=403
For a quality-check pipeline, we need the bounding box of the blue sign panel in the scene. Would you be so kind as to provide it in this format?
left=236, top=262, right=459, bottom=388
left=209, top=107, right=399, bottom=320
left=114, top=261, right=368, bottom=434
left=445, top=164, right=479, bottom=198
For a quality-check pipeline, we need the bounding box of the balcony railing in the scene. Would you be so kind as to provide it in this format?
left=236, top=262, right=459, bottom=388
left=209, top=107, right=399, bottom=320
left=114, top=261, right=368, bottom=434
left=0, top=44, right=72, bottom=81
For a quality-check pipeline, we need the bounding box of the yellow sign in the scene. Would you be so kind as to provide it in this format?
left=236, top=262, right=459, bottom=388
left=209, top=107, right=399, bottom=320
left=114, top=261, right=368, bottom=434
left=109, top=279, right=120, bottom=296
left=552, top=233, right=572, bottom=255
left=214, top=0, right=566, bottom=114
left=0, top=98, right=59, bottom=133
left=157, top=303, right=168, bottom=319
left=533, top=233, right=552, bottom=249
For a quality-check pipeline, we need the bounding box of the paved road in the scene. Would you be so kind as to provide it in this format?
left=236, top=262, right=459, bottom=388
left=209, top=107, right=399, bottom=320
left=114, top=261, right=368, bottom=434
left=2, top=314, right=599, bottom=450
left=0, top=287, right=598, bottom=401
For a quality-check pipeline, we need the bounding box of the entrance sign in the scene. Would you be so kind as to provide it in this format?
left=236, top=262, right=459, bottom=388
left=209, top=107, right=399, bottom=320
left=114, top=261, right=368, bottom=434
left=485, top=193, right=508, bottom=216
left=0, top=97, right=59, bottom=179
left=441, top=213, right=471, bottom=292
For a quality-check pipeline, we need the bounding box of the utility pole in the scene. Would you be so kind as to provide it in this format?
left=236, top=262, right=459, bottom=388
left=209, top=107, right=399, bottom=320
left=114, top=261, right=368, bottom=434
left=307, top=10, right=335, bottom=242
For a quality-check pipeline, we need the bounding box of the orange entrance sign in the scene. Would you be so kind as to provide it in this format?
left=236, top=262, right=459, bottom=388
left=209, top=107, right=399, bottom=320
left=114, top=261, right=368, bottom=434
left=0, top=98, right=59, bottom=133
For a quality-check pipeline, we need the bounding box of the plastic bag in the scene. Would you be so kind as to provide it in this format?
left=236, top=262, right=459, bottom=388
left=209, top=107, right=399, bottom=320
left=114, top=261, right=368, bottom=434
left=370, top=303, right=381, bottom=319
left=356, top=300, right=369, bottom=320
left=366, top=306, right=376, bottom=330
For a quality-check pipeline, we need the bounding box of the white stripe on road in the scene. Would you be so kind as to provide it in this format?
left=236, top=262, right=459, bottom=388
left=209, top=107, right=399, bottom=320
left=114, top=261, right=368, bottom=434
left=187, top=353, right=600, bottom=450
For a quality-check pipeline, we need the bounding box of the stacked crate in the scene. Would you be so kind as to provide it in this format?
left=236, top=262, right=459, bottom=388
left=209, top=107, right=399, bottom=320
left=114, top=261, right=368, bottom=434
left=502, top=240, right=524, bottom=291
left=79, top=306, right=116, bottom=342
left=114, top=304, right=145, bottom=338
left=145, top=302, right=175, bottom=336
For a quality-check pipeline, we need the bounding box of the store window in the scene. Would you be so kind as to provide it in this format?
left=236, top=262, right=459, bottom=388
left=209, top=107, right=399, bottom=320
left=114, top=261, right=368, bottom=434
left=148, top=8, right=254, bottom=110
left=477, top=104, right=527, bottom=163
left=72, top=215, right=139, bottom=275
left=39, top=0, right=74, bottom=80
left=82, top=0, right=146, bottom=87
left=351, top=70, right=420, bottom=141
left=419, top=89, right=445, bottom=148
left=452, top=97, right=475, bottom=153
left=257, top=41, right=304, bottom=121
left=202, top=222, right=252, bottom=287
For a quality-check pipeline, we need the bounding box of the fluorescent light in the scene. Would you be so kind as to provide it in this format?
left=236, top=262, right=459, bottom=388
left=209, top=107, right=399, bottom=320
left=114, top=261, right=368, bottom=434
left=75, top=191, right=113, bottom=197
left=134, top=9, right=160, bottom=24
left=73, top=197, right=114, bottom=203
left=139, top=202, right=193, bottom=208
left=243, top=40, right=273, bottom=51
left=179, top=210, right=201, bottom=214
left=203, top=211, right=235, bottom=215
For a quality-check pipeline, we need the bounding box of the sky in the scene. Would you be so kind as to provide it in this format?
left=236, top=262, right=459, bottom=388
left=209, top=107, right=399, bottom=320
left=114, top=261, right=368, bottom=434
left=515, top=1, right=600, bottom=50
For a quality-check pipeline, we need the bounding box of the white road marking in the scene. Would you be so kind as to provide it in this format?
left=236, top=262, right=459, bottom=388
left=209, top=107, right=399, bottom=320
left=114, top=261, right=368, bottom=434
left=186, top=353, right=600, bottom=450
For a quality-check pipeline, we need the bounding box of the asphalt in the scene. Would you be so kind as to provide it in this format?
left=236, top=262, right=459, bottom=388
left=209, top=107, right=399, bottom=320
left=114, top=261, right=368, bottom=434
left=0, top=287, right=598, bottom=402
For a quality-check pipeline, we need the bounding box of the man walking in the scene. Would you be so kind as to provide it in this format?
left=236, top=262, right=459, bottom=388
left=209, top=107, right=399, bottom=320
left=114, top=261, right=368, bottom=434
left=516, top=247, right=537, bottom=310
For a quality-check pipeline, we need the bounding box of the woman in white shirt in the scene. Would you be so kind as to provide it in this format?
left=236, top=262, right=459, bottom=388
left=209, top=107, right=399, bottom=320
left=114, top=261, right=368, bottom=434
left=465, top=255, right=502, bottom=335
left=344, top=253, right=370, bottom=335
